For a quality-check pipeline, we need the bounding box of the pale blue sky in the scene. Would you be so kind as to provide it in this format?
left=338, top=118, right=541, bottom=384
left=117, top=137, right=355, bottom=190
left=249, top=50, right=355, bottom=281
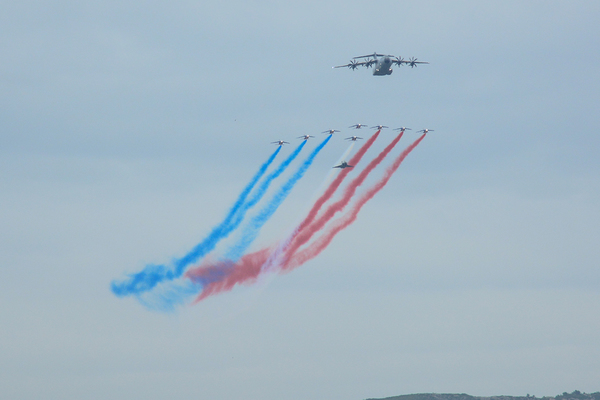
left=1, top=1, right=599, bottom=399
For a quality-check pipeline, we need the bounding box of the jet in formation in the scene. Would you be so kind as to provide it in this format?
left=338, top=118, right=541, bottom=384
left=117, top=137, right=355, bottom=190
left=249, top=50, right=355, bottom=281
left=418, top=128, right=434, bottom=134
left=334, top=52, right=429, bottom=76
left=345, top=136, right=363, bottom=141
left=322, top=129, right=340, bottom=135
left=298, top=135, right=315, bottom=141
left=271, top=140, right=290, bottom=146
left=372, top=125, right=389, bottom=130
left=394, top=127, right=411, bottom=133
left=333, top=161, right=353, bottom=169
left=349, top=124, right=368, bottom=129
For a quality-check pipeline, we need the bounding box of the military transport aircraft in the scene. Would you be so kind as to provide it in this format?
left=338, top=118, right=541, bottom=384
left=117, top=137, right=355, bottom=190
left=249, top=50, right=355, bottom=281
left=333, top=161, right=353, bottom=169
left=345, top=136, right=363, bottom=141
left=334, top=52, right=429, bottom=76
left=271, top=140, right=290, bottom=146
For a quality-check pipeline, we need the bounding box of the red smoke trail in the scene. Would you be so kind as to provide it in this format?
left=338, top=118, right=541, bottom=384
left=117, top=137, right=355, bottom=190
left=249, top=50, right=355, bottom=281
left=188, top=247, right=272, bottom=302
left=185, top=133, right=423, bottom=303
left=282, top=131, right=404, bottom=263
left=184, top=133, right=380, bottom=302
left=292, top=130, right=381, bottom=236
left=286, top=133, right=426, bottom=270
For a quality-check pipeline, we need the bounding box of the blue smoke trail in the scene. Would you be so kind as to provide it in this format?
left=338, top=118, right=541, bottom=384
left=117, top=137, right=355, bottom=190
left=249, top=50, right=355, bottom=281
left=226, top=135, right=331, bottom=260
left=226, top=141, right=306, bottom=231
left=136, top=280, right=200, bottom=313
left=111, top=146, right=282, bottom=297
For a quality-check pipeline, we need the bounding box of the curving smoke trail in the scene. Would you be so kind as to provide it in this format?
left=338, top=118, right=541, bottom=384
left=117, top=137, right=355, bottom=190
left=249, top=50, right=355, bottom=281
left=289, top=130, right=380, bottom=241
left=310, top=139, right=356, bottom=203
left=281, top=131, right=404, bottom=265
left=187, top=133, right=424, bottom=302
left=286, top=133, right=426, bottom=269
left=111, top=146, right=283, bottom=297
left=189, top=248, right=274, bottom=302
left=226, top=141, right=306, bottom=231
left=225, top=135, right=331, bottom=261
left=259, top=130, right=380, bottom=275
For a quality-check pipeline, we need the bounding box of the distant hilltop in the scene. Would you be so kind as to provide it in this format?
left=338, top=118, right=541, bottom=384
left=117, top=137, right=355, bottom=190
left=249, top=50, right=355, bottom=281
left=367, top=391, right=600, bottom=400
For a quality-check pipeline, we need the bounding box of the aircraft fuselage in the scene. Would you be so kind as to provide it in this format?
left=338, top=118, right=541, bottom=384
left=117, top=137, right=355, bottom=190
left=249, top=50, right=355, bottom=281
left=373, top=56, right=393, bottom=76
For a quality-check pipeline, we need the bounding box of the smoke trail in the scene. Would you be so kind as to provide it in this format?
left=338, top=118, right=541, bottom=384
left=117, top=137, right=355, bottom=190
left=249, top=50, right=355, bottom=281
left=282, top=131, right=403, bottom=264
left=285, top=131, right=381, bottom=245
left=226, top=141, right=306, bottom=230
left=226, top=135, right=331, bottom=260
left=136, top=280, right=200, bottom=312
left=185, top=132, right=411, bottom=302
left=187, top=135, right=334, bottom=301
left=111, top=146, right=282, bottom=297
left=301, top=131, right=380, bottom=228
left=312, top=141, right=355, bottom=200
left=287, top=133, right=426, bottom=269
left=187, top=134, right=425, bottom=302
left=189, top=247, right=273, bottom=302
left=259, top=131, right=380, bottom=275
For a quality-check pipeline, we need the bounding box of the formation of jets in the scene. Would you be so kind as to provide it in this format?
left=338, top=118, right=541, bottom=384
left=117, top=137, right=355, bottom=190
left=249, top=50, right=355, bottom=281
left=334, top=52, right=429, bottom=76
left=271, top=124, right=433, bottom=168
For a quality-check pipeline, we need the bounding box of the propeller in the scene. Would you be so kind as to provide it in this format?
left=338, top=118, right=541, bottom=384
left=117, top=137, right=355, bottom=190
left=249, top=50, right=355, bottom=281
left=394, top=56, right=405, bottom=66
left=408, top=57, right=418, bottom=68
left=364, top=58, right=375, bottom=68
left=347, top=60, right=360, bottom=70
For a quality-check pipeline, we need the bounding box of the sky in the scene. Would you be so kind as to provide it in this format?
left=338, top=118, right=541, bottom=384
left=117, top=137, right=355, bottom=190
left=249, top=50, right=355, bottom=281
left=1, top=1, right=600, bottom=399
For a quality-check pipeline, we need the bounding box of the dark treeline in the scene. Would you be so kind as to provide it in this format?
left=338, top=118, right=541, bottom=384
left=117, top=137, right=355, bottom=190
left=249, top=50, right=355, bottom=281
left=367, top=391, right=600, bottom=400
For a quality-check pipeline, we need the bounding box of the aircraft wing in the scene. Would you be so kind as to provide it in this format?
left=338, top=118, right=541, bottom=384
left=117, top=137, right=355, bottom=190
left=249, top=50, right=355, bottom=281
left=353, top=53, right=387, bottom=59
left=393, top=57, right=429, bottom=67
left=333, top=60, right=370, bottom=69
left=398, top=60, right=430, bottom=66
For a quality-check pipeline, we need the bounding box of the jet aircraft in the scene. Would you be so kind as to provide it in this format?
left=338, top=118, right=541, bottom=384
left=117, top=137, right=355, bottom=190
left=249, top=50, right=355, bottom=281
left=345, top=136, right=363, bottom=141
left=349, top=124, right=368, bottom=129
left=334, top=52, right=429, bottom=76
left=322, top=129, right=340, bottom=135
left=297, top=135, right=315, bottom=141
left=394, top=127, right=412, bottom=133
left=271, top=140, right=290, bottom=146
left=333, top=161, right=353, bottom=169
left=417, top=129, right=434, bottom=134
left=371, top=125, right=389, bottom=130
